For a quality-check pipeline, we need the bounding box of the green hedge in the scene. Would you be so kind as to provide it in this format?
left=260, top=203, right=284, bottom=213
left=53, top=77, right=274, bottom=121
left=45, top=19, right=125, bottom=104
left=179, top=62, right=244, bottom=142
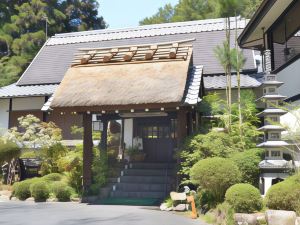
left=13, top=178, right=39, bottom=200
left=190, top=157, right=241, bottom=202
left=225, top=183, right=263, bottom=213
left=50, top=181, right=73, bottom=201
left=42, top=173, right=63, bottom=182
left=31, top=181, right=50, bottom=202
left=265, top=173, right=300, bottom=214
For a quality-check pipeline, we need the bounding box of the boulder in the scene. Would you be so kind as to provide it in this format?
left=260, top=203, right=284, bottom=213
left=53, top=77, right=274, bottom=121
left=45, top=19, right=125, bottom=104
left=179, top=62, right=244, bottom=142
left=174, top=204, right=188, bottom=211
left=265, top=210, right=296, bottom=225
left=170, top=192, right=186, bottom=201
left=295, top=217, right=300, bottom=225
left=25, top=197, right=34, bottom=201
left=234, top=213, right=258, bottom=225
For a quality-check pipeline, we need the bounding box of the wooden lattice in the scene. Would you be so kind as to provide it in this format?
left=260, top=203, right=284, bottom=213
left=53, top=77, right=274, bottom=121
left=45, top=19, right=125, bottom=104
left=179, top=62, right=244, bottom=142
left=71, top=39, right=194, bottom=66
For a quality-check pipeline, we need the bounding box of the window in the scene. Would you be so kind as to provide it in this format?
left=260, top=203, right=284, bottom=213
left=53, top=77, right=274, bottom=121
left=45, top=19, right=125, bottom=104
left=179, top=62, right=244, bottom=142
left=270, top=116, right=278, bottom=122
left=268, top=87, right=276, bottom=93
left=270, top=133, right=280, bottom=139
left=267, top=100, right=278, bottom=108
left=141, top=125, right=170, bottom=139
left=266, top=75, right=276, bottom=81
left=271, top=151, right=281, bottom=158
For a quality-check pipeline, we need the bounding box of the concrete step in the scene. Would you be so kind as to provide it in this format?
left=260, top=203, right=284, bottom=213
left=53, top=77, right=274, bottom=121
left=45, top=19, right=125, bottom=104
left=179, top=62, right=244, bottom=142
left=119, top=175, right=174, bottom=184
left=111, top=190, right=166, bottom=199
left=123, top=169, right=172, bottom=176
left=115, top=183, right=172, bottom=192
left=129, top=162, right=176, bottom=169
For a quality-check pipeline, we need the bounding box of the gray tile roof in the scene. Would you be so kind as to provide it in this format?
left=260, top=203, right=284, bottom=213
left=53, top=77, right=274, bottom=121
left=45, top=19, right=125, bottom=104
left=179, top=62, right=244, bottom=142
left=17, top=17, right=257, bottom=86
left=47, top=17, right=248, bottom=46
left=204, top=74, right=261, bottom=90
left=0, top=83, right=57, bottom=98
left=184, top=65, right=203, bottom=105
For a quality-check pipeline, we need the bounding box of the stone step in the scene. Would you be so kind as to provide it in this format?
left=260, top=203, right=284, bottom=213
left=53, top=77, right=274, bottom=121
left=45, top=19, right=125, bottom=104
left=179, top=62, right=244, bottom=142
left=123, top=168, right=173, bottom=176
left=119, top=175, right=174, bottom=184
left=129, top=162, right=176, bottom=170
left=111, top=190, right=166, bottom=199
left=115, top=182, right=172, bottom=192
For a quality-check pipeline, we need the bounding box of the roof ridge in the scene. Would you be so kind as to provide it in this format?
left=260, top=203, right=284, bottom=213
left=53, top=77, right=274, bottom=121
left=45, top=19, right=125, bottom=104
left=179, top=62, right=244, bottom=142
left=53, top=16, right=247, bottom=39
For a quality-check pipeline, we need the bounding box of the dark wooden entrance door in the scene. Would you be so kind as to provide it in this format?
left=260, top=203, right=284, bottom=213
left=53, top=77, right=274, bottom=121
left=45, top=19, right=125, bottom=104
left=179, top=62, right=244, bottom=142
left=136, top=118, right=173, bottom=162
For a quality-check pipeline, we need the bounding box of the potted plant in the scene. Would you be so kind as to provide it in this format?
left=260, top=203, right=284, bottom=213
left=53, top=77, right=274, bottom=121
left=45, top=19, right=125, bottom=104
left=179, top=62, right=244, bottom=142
left=125, top=146, right=146, bottom=162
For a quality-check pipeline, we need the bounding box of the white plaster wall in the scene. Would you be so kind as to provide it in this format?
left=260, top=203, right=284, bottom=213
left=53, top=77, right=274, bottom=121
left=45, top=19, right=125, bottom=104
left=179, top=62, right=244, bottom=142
left=124, top=119, right=133, bottom=148
left=0, top=99, right=9, bottom=133
left=277, top=58, right=300, bottom=99
left=12, top=97, right=45, bottom=111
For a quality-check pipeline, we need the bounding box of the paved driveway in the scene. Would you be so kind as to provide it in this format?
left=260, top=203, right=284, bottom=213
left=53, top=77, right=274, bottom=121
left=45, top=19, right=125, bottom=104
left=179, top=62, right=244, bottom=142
left=0, top=201, right=208, bottom=225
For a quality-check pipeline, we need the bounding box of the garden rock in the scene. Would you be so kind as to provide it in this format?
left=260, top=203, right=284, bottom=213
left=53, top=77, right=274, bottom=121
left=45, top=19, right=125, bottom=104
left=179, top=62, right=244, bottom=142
left=265, top=210, right=296, bottom=225
left=25, top=197, right=34, bottom=201
left=174, top=204, right=188, bottom=211
left=160, top=203, right=173, bottom=211
left=295, top=217, right=300, bottom=225
left=234, top=213, right=258, bottom=225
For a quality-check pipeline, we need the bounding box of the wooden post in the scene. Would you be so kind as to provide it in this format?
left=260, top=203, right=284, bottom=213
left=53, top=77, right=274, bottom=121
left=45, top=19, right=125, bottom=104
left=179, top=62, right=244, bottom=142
left=82, top=112, right=93, bottom=191
left=100, top=118, right=108, bottom=152
left=177, top=109, right=187, bottom=147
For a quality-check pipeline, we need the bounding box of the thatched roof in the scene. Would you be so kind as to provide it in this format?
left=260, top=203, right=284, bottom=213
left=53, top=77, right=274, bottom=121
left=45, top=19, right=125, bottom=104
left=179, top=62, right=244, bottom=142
left=50, top=40, right=193, bottom=109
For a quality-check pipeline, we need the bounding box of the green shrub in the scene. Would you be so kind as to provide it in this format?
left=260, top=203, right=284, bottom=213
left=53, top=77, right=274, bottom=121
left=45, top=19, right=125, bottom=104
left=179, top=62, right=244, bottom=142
left=225, top=183, right=263, bottom=213
left=196, top=189, right=216, bottom=212
left=265, top=173, right=300, bottom=214
left=50, top=181, right=73, bottom=201
left=13, top=178, right=39, bottom=200
left=215, top=202, right=234, bottom=225
left=31, top=181, right=50, bottom=202
left=42, top=173, right=63, bottom=182
left=230, top=149, right=263, bottom=186
left=0, top=140, right=21, bottom=164
left=190, top=157, right=241, bottom=202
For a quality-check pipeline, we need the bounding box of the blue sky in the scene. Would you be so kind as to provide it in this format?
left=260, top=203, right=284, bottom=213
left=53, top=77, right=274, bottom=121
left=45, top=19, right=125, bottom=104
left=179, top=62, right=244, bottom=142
left=99, top=0, right=179, bottom=29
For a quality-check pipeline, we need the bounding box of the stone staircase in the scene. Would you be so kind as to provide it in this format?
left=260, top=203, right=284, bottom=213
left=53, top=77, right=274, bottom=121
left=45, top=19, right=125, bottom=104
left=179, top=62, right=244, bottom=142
left=109, top=162, right=176, bottom=200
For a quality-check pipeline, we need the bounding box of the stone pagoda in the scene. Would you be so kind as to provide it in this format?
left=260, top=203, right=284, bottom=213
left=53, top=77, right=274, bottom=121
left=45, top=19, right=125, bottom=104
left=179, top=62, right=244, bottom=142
left=257, top=50, right=293, bottom=195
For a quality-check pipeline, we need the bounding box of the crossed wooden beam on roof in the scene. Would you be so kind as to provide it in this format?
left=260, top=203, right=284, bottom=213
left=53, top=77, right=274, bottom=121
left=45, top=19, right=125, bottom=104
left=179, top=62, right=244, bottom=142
left=71, top=39, right=195, bottom=66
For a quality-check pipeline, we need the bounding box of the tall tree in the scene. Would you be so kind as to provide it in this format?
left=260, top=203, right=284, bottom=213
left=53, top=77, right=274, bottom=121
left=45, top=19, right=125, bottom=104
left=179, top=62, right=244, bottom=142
left=140, top=0, right=263, bottom=25
left=0, top=0, right=106, bottom=87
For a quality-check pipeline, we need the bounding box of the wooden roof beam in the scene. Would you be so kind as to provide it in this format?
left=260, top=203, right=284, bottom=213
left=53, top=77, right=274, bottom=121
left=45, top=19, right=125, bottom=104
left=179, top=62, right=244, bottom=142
left=80, top=50, right=96, bottom=64
left=169, top=43, right=179, bottom=59
left=123, top=47, right=137, bottom=61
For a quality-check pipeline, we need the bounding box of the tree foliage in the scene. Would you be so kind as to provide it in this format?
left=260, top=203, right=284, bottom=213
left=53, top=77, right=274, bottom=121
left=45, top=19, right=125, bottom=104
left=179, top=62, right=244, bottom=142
left=3, top=114, right=62, bottom=148
left=0, top=0, right=106, bottom=87
left=140, top=0, right=263, bottom=25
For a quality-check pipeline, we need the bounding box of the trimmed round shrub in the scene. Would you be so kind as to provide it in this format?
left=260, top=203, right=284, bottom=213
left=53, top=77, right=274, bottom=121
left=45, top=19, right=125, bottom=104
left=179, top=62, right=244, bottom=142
left=265, top=174, right=300, bottom=214
left=42, top=173, right=63, bottom=182
left=13, top=178, right=39, bottom=200
left=190, top=157, right=241, bottom=202
left=225, top=183, right=263, bottom=213
left=31, top=181, right=50, bottom=202
left=229, top=148, right=263, bottom=186
left=50, top=181, right=73, bottom=202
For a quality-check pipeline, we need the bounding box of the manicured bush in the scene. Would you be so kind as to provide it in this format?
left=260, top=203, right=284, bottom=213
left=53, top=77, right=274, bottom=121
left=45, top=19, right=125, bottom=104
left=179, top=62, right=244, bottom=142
left=190, top=157, right=241, bottom=202
left=13, top=178, right=39, bottom=200
left=230, top=149, right=263, bottom=186
left=225, top=183, right=263, bottom=213
left=265, top=173, right=300, bottom=214
left=31, top=181, right=50, bottom=202
left=42, top=173, right=63, bottom=182
left=50, top=181, right=73, bottom=201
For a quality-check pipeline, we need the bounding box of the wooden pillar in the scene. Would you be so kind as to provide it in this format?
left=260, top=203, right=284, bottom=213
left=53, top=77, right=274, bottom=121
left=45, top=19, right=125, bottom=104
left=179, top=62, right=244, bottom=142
left=100, top=118, right=108, bottom=152
left=82, top=112, right=93, bottom=191
left=177, top=109, right=187, bottom=147
left=8, top=98, right=12, bottom=128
